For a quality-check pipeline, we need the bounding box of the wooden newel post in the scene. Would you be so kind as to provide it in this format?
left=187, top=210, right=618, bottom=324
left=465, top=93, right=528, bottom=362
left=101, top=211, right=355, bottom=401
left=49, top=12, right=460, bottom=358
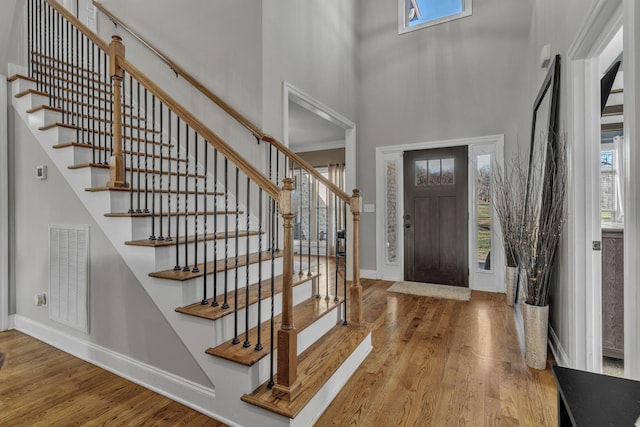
left=106, top=35, right=128, bottom=188
left=273, top=177, right=301, bottom=401
left=350, top=189, right=363, bottom=326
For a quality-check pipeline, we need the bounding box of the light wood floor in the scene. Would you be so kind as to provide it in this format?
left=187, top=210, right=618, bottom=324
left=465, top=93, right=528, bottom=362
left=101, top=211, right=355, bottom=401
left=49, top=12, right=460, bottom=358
left=0, top=279, right=557, bottom=426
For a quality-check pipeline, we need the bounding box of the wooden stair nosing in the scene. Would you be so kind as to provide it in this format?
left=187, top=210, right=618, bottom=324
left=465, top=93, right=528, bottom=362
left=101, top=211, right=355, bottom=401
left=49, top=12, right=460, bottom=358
left=126, top=230, right=262, bottom=247
left=86, top=186, right=222, bottom=197
left=43, top=123, right=167, bottom=145
left=32, top=69, right=112, bottom=93
left=8, top=74, right=37, bottom=83
left=240, top=322, right=371, bottom=419
left=68, top=163, right=206, bottom=181
left=105, top=210, right=242, bottom=219
left=601, top=122, right=623, bottom=132
left=150, top=249, right=281, bottom=282
left=31, top=59, right=106, bottom=81
left=177, top=272, right=319, bottom=323
left=14, top=88, right=49, bottom=99
left=205, top=294, right=338, bottom=367
left=27, top=104, right=146, bottom=123
left=602, top=104, right=623, bottom=117
left=52, top=142, right=184, bottom=162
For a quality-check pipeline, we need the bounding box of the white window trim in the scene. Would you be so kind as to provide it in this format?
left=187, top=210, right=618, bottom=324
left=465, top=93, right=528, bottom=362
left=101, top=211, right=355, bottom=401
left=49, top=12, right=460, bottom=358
left=375, top=134, right=504, bottom=294
left=398, top=0, right=472, bottom=35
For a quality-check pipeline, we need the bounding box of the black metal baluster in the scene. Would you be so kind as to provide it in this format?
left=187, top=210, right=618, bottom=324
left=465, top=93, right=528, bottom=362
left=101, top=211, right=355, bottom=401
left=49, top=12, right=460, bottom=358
left=275, top=151, right=280, bottom=251
left=143, top=88, right=149, bottom=213
left=96, top=44, right=101, bottom=158
left=193, top=130, right=200, bottom=274
left=298, top=165, right=303, bottom=276
left=307, top=173, right=312, bottom=277
left=316, top=179, right=320, bottom=283
left=182, top=125, right=190, bottom=272
left=325, top=185, right=330, bottom=300
left=243, top=176, right=251, bottom=348
left=174, top=117, right=181, bottom=270
left=255, top=187, right=263, bottom=351
left=232, top=167, right=240, bottom=345
left=211, top=148, right=219, bottom=307
left=166, top=110, right=173, bottom=242
left=128, top=74, right=134, bottom=213
left=334, top=192, right=339, bottom=300
left=343, top=206, right=348, bottom=325
left=267, top=198, right=276, bottom=389
left=157, top=102, right=165, bottom=241
left=201, top=140, right=208, bottom=305
left=136, top=81, right=141, bottom=212
left=222, top=157, right=229, bottom=310
left=107, top=51, right=113, bottom=156
left=149, top=95, right=157, bottom=240
left=27, top=0, right=31, bottom=77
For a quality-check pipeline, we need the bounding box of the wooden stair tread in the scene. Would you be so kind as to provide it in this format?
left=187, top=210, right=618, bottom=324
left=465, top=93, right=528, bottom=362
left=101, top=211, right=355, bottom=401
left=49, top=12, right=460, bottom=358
left=105, top=210, right=241, bottom=218
left=14, top=88, right=48, bottom=99
left=27, top=104, right=146, bottom=123
left=150, top=250, right=280, bottom=281
left=177, top=272, right=318, bottom=322
left=206, top=294, right=338, bottom=366
left=126, top=230, right=261, bottom=247
left=86, top=186, right=223, bottom=196
left=603, top=104, right=623, bottom=116
left=602, top=122, right=623, bottom=132
left=52, top=142, right=182, bottom=161
left=68, top=163, right=206, bottom=180
left=8, top=74, right=37, bottom=83
left=32, top=52, right=101, bottom=76
left=241, top=323, right=370, bottom=419
left=31, top=59, right=106, bottom=81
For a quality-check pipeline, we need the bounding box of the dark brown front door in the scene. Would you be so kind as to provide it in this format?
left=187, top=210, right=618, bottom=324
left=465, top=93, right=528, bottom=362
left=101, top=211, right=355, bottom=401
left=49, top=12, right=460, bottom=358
left=403, top=146, right=468, bottom=287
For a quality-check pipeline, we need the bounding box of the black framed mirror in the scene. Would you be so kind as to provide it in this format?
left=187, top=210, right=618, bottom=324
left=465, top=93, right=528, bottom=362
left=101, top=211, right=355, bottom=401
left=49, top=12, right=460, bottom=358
left=525, top=55, right=561, bottom=239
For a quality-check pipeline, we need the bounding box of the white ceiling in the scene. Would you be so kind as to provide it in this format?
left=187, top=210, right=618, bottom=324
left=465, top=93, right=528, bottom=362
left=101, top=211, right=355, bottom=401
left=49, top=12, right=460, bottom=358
left=288, top=100, right=345, bottom=153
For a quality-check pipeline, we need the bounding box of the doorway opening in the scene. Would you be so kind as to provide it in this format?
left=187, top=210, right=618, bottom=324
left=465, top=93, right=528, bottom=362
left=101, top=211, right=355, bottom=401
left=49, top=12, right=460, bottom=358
left=282, top=82, right=356, bottom=277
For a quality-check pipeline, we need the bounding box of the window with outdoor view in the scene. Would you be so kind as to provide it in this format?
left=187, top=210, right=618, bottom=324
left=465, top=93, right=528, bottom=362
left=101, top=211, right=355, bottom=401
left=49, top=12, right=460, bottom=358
left=399, top=0, right=472, bottom=34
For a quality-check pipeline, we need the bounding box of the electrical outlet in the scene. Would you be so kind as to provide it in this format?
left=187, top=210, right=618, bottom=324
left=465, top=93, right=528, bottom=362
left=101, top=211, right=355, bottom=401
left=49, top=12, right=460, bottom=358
left=36, top=165, right=47, bottom=180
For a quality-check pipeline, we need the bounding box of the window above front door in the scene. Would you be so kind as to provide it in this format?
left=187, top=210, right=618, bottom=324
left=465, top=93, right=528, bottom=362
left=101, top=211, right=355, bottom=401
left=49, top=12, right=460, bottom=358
left=399, top=0, right=472, bottom=34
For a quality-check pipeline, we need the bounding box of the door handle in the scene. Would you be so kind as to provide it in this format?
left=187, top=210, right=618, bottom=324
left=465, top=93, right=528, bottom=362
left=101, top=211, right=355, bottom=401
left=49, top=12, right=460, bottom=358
left=405, top=224, right=411, bottom=229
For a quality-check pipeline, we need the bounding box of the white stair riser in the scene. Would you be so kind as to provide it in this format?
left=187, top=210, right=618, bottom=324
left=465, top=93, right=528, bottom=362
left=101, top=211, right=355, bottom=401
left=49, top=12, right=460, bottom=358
left=126, top=214, right=254, bottom=241
left=27, top=106, right=62, bottom=126
left=11, top=77, right=37, bottom=94
left=180, top=257, right=286, bottom=307
left=151, top=234, right=265, bottom=270
left=210, top=276, right=313, bottom=347
left=13, top=92, right=50, bottom=114
left=106, top=190, right=221, bottom=214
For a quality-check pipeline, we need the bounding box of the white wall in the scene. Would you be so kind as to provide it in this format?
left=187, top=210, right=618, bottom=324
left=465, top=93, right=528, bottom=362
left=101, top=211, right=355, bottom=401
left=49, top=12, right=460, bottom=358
left=526, top=0, right=598, bottom=366
left=261, top=1, right=357, bottom=141
left=356, top=0, right=531, bottom=271
left=9, top=114, right=211, bottom=387
left=96, top=0, right=264, bottom=169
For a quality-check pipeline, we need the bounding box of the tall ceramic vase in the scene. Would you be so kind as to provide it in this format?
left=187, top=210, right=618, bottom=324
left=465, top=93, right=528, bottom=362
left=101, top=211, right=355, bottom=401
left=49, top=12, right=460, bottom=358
left=505, top=266, right=517, bottom=306
left=522, top=302, right=549, bottom=370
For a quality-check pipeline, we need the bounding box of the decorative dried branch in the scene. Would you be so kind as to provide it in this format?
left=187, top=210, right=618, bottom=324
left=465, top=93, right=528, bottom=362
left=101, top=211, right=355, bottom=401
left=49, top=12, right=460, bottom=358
left=491, top=150, right=529, bottom=268
left=520, top=132, right=568, bottom=306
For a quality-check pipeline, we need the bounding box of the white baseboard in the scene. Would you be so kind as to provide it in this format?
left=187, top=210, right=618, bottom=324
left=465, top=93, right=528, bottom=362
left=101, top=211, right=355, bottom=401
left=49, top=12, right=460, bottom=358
left=360, top=269, right=378, bottom=279
left=549, top=325, right=569, bottom=367
left=8, top=313, right=16, bottom=329
left=11, top=315, right=229, bottom=424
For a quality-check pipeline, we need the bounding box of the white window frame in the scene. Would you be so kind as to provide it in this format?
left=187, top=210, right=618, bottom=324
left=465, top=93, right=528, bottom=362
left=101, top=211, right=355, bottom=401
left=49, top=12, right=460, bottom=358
left=398, top=0, right=472, bottom=35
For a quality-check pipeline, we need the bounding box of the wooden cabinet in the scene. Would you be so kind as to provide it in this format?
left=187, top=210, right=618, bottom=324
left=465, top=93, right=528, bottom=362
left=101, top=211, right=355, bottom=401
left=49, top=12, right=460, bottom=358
left=602, top=229, right=624, bottom=359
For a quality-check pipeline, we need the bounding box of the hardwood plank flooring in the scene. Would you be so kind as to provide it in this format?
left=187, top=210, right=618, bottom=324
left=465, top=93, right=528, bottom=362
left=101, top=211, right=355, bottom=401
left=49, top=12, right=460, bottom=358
left=0, top=330, right=225, bottom=426
left=315, top=279, right=557, bottom=426
left=0, top=278, right=557, bottom=426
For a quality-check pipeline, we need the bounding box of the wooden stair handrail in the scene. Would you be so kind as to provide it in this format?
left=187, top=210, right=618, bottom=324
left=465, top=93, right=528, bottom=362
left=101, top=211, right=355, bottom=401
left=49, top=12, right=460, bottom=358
left=46, top=0, right=108, bottom=52
left=92, top=1, right=263, bottom=140
left=118, top=57, right=280, bottom=200
left=92, top=0, right=352, bottom=205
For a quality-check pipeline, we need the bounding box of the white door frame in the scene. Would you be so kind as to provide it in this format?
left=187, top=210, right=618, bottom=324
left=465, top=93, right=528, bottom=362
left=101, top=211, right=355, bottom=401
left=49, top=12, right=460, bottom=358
left=566, top=0, right=639, bottom=376
left=374, top=134, right=505, bottom=292
left=1, top=74, right=9, bottom=331
left=282, top=81, right=357, bottom=277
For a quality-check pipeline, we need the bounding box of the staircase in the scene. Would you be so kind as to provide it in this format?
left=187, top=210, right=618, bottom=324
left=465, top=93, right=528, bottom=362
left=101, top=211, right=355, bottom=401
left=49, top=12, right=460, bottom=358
left=10, top=1, right=371, bottom=426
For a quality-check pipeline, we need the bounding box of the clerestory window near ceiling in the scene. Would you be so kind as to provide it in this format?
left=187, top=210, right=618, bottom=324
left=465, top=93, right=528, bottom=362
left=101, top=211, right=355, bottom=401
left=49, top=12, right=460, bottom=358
left=399, top=0, right=472, bottom=34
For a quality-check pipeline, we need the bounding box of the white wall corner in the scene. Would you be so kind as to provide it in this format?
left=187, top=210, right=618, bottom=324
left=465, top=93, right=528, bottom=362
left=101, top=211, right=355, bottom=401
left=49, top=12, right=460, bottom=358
left=359, top=269, right=378, bottom=280
left=0, top=74, right=8, bottom=332
left=549, top=326, right=569, bottom=367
